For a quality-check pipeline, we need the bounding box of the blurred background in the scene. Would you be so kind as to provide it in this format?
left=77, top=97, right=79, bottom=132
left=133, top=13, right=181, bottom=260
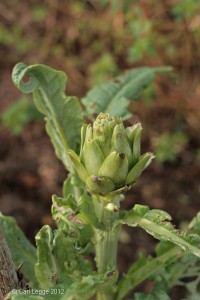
left=0, top=0, right=200, bottom=297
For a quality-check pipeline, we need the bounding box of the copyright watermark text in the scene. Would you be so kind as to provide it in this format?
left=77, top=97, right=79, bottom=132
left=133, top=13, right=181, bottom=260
left=11, top=288, right=65, bottom=296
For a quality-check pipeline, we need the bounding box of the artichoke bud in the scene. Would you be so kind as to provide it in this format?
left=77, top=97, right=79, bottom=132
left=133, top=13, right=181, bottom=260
left=125, top=152, right=155, bottom=185
left=98, top=151, right=129, bottom=187
left=86, top=175, right=115, bottom=195
left=68, top=113, right=154, bottom=196
left=82, top=139, right=104, bottom=176
left=68, top=149, right=89, bottom=183
left=111, top=124, right=132, bottom=164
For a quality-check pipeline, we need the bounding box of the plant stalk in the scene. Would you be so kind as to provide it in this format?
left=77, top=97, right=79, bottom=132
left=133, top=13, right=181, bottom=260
left=93, top=195, right=122, bottom=300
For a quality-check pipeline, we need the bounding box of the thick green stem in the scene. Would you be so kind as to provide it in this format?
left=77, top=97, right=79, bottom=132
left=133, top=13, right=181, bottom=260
left=93, top=195, right=122, bottom=300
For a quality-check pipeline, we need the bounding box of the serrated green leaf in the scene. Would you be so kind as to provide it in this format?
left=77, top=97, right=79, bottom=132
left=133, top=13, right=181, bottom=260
left=35, top=226, right=92, bottom=289
left=35, top=226, right=73, bottom=289
left=51, top=194, right=79, bottom=232
left=116, top=243, right=180, bottom=300
left=61, top=271, right=118, bottom=300
left=0, top=213, right=37, bottom=287
left=82, top=66, right=172, bottom=119
left=117, top=226, right=200, bottom=300
left=78, top=194, right=102, bottom=229
left=12, top=63, right=83, bottom=170
left=120, top=205, right=200, bottom=257
left=51, top=194, right=93, bottom=256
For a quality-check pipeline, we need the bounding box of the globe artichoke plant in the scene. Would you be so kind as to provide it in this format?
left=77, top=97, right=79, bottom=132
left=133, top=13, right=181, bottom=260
left=68, top=113, right=154, bottom=197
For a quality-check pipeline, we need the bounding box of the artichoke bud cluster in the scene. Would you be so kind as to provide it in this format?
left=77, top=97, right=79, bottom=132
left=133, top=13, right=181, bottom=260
left=68, top=113, right=154, bottom=196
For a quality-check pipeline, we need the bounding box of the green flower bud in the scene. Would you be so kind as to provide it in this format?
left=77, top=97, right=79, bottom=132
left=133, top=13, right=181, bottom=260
left=99, top=151, right=128, bottom=188
left=67, top=113, right=154, bottom=196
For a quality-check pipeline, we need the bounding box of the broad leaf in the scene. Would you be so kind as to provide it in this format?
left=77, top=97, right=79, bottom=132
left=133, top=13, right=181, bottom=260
left=120, top=205, right=200, bottom=257
left=82, top=66, right=172, bottom=119
left=0, top=213, right=37, bottom=287
left=35, top=226, right=92, bottom=289
left=12, top=63, right=83, bottom=170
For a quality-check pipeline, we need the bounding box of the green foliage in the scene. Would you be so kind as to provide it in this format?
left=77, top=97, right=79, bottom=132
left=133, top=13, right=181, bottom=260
left=31, top=6, right=48, bottom=21
left=134, top=285, right=170, bottom=300
left=172, top=0, right=199, bottom=21
left=61, top=271, right=118, bottom=300
left=12, top=63, right=83, bottom=170
left=35, top=225, right=92, bottom=289
left=82, top=66, right=171, bottom=119
left=120, top=204, right=200, bottom=257
left=117, top=209, right=200, bottom=300
left=127, top=15, right=156, bottom=63
left=0, top=23, right=34, bottom=56
left=1, top=97, right=42, bottom=135
left=88, top=53, right=119, bottom=85
left=116, top=242, right=180, bottom=300
left=153, top=131, right=188, bottom=163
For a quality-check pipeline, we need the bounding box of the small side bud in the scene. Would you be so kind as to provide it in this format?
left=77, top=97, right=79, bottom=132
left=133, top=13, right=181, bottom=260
left=105, top=203, right=119, bottom=212
left=86, top=175, right=115, bottom=195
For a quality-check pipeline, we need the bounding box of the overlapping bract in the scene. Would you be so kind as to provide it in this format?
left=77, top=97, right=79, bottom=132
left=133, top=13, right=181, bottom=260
left=68, top=113, right=154, bottom=196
